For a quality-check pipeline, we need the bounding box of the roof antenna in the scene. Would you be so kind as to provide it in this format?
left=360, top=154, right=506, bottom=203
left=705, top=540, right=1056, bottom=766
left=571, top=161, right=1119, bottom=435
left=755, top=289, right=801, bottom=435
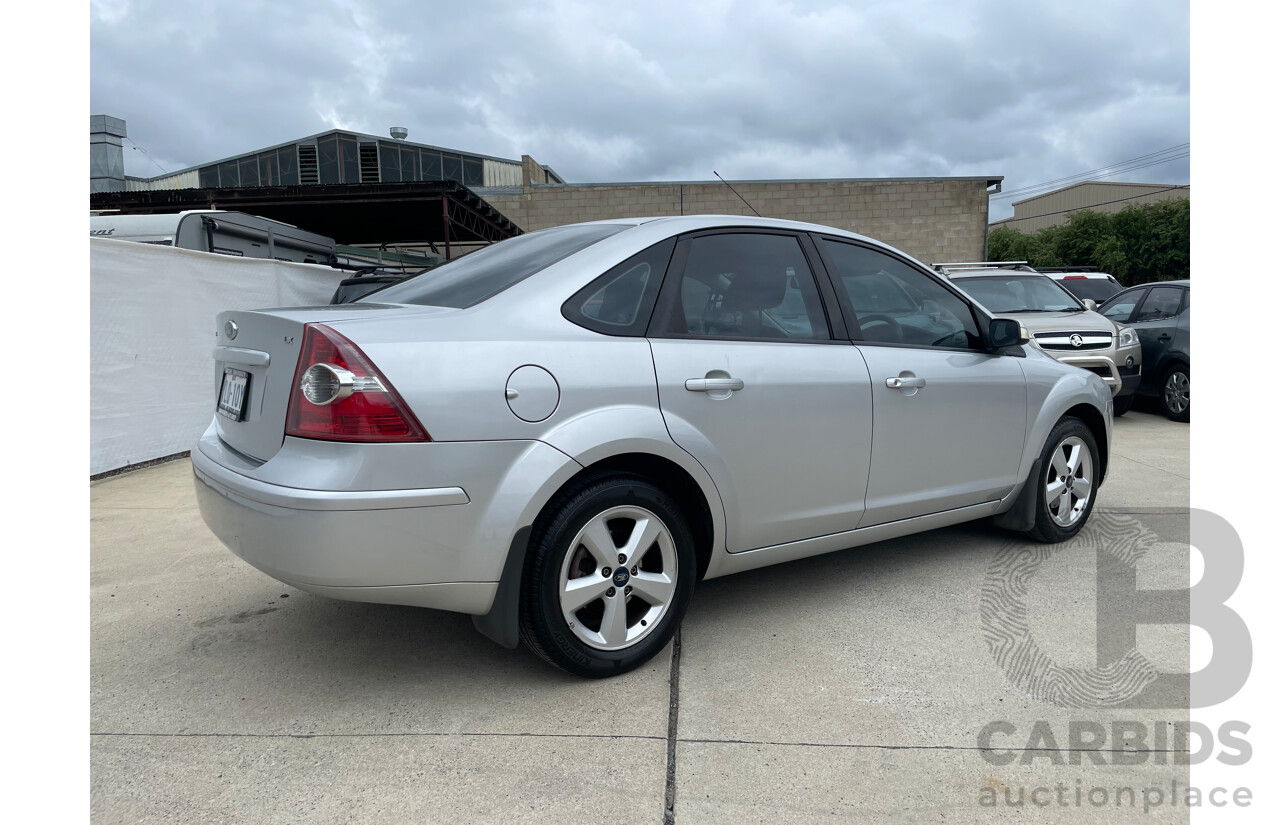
left=713, top=171, right=762, bottom=217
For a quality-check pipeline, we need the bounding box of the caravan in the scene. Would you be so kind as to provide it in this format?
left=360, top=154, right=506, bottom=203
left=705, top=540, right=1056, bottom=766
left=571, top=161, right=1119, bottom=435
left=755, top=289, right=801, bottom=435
left=89, top=210, right=337, bottom=265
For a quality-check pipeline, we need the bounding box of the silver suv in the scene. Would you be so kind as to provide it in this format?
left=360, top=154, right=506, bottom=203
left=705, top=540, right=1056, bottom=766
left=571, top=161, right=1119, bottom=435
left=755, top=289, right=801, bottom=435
left=937, top=263, right=1142, bottom=411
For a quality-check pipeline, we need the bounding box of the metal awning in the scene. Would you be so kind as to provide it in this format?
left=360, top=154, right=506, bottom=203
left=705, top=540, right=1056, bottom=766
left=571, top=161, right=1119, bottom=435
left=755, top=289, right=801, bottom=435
left=89, top=180, right=522, bottom=258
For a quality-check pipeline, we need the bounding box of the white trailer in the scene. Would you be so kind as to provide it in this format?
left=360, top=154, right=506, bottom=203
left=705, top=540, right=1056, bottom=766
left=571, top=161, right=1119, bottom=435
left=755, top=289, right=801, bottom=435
left=89, top=210, right=336, bottom=265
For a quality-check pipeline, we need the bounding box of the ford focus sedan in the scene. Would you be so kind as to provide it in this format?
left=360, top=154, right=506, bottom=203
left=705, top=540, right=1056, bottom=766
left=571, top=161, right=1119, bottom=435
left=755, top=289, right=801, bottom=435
left=193, top=215, right=1112, bottom=677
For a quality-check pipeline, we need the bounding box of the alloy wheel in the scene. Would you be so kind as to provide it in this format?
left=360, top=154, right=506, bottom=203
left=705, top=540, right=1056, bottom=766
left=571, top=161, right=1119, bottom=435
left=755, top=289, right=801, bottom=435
left=558, top=506, right=678, bottom=651
left=1045, top=435, right=1094, bottom=528
left=1164, top=370, right=1189, bottom=416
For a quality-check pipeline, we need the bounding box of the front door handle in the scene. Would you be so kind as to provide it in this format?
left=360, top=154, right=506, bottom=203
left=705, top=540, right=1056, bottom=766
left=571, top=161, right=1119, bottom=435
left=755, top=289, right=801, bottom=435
left=1157, top=334, right=1172, bottom=342
left=886, top=376, right=926, bottom=389
left=685, top=378, right=745, bottom=392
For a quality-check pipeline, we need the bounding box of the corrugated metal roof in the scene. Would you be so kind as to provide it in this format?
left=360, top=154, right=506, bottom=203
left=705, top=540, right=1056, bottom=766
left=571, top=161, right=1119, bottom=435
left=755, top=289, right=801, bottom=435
left=124, top=128, right=523, bottom=184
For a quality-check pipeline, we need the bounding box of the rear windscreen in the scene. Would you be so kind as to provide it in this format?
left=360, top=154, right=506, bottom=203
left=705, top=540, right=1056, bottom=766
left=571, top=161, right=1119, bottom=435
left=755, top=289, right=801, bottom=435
left=367, top=223, right=629, bottom=308
left=1058, top=279, right=1123, bottom=303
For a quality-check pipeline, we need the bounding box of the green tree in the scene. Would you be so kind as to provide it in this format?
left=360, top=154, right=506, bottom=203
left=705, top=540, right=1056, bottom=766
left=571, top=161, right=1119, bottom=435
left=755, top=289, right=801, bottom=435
left=987, top=198, right=1189, bottom=286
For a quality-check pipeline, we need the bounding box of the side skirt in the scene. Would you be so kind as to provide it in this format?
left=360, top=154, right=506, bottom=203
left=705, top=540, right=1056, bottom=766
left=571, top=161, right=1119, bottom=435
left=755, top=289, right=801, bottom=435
left=704, top=499, right=1004, bottom=579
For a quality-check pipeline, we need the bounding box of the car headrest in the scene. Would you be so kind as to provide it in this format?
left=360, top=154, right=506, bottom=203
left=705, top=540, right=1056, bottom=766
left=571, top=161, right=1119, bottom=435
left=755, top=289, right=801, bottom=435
left=721, top=269, right=786, bottom=312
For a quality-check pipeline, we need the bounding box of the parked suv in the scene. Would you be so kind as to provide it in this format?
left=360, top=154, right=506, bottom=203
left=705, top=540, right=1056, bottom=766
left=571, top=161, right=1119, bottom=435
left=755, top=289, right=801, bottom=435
left=1036, top=267, right=1124, bottom=304
left=937, top=263, right=1142, bottom=413
left=1098, top=280, right=1190, bottom=421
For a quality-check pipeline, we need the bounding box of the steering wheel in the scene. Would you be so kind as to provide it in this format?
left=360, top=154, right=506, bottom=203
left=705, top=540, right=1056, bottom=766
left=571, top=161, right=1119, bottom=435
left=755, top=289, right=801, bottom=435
left=857, top=313, right=904, bottom=343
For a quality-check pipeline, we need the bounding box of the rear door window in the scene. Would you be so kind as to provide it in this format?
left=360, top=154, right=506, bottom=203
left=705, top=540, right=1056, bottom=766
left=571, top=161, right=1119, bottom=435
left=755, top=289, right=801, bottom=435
left=649, top=232, right=831, bottom=341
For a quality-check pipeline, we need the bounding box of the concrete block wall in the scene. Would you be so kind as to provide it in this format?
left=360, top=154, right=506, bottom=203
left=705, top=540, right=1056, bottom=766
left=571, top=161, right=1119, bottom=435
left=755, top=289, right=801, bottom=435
left=484, top=178, right=993, bottom=264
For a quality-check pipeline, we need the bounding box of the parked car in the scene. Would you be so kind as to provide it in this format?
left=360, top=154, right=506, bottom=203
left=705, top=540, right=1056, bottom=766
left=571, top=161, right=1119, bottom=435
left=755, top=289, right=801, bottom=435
left=1098, top=280, right=1190, bottom=421
left=1037, top=267, right=1125, bottom=304
left=193, top=216, right=1112, bottom=677
left=936, top=263, right=1142, bottom=414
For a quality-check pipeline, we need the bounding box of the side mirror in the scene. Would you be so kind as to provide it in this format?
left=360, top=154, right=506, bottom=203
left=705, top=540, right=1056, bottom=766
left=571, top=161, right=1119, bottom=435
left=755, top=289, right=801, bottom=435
left=1082, top=298, right=1098, bottom=311
left=989, top=318, right=1029, bottom=350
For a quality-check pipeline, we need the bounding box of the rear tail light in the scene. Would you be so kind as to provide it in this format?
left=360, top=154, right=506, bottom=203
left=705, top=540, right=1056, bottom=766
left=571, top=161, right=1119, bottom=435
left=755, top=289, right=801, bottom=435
left=285, top=323, right=429, bottom=442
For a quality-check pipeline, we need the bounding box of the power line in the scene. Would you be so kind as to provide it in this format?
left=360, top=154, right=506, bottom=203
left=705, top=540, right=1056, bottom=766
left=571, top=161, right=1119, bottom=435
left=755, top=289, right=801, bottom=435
left=992, top=184, right=1189, bottom=225
left=993, top=142, right=1188, bottom=199
left=124, top=138, right=169, bottom=175
left=992, top=142, right=1189, bottom=200
left=994, top=152, right=1189, bottom=202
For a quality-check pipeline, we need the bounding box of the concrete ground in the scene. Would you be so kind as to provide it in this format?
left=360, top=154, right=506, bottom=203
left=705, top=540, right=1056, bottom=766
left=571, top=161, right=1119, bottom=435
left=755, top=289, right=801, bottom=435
left=91, top=408, right=1190, bottom=824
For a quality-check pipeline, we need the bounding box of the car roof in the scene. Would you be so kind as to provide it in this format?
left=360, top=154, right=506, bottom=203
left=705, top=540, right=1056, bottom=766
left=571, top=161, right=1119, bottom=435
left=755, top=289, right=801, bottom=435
left=1117, top=280, right=1191, bottom=290
left=944, top=269, right=1051, bottom=278
left=579, top=213, right=928, bottom=267
left=620, top=213, right=867, bottom=239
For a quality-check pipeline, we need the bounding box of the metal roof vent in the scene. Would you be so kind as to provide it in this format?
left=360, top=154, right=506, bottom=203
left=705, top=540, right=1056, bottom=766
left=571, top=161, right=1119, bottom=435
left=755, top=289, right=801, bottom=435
left=389, top=127, right=408, bottom=140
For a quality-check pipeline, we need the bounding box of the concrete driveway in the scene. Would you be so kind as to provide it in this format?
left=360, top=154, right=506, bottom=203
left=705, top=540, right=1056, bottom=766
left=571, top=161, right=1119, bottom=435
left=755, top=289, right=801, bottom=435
left=91, top=408, right=1190, bottom=824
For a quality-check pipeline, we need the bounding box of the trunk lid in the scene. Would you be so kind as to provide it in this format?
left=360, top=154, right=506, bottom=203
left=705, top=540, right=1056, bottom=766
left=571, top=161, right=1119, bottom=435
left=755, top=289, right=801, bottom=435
left=209, top=303, right=439, bottom=461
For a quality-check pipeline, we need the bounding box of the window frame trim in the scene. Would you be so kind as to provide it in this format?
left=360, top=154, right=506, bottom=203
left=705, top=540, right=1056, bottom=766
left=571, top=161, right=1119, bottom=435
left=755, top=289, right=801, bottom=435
left=1132, top=284, right=1188, bottom=323
left=560, top=237, right=677, bottom=337
left=808, top=233, right=992, bottom=352
left=644, top=227, right=846, bottom=346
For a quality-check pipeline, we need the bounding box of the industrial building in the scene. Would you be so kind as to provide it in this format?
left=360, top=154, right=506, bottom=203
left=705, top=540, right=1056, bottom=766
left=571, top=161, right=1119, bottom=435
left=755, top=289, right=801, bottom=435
left=91, top=116, right=1002, bottom=263
left=990, top=180, right=1190, bottom=233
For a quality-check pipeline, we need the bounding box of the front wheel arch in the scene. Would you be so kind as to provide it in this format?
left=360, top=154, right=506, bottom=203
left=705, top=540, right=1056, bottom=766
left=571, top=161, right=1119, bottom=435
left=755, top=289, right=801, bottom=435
left=1023, top=416, right=1102, bottom=543
left=1062, top=403, right=1108, bottom=484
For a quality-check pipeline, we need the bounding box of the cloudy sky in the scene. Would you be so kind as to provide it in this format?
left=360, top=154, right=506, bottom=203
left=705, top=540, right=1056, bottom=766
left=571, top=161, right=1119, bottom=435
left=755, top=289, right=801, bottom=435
left=90, top=0, right=1189, bottom=220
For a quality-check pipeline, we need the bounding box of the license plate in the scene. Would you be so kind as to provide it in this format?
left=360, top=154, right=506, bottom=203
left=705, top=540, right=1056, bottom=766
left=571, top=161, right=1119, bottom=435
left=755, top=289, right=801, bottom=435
left=217, top=368, right=250, bottom=421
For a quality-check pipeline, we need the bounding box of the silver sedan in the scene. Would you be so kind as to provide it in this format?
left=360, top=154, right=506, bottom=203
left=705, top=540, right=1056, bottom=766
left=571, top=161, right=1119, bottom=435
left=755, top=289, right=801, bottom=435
left=193, top=215, right=1112, bottom=677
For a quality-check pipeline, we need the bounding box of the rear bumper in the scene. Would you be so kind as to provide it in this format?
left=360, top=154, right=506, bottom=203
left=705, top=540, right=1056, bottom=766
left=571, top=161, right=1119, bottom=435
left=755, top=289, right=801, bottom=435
left=191, top=423, right=576, bottom=614
left=193, top=455, right=496, bottom=613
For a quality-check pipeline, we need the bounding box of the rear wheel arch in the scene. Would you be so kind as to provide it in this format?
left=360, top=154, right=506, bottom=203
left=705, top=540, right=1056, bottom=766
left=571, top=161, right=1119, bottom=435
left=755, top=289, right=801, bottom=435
left=472, top=451, right=718, bottom=652
left=516, top=459, right=709, bottom=676
left=545, top=453, right=716, bottom=582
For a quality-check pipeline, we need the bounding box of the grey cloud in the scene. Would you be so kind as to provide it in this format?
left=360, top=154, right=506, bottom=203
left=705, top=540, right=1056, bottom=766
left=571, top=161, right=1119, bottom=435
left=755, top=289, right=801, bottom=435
left=91, top=0, right=1188, bottom=219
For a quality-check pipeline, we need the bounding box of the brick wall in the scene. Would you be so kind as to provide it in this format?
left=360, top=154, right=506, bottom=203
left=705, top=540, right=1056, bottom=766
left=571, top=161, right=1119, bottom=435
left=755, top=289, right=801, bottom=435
left=483, top=178, right=994, bottom=264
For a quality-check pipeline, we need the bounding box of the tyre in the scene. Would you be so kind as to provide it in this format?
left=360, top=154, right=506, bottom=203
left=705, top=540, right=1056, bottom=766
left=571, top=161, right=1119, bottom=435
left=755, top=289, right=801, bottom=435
left=1023, top=417, right=1100, bottom=543
left=519, top=474, right=696, bottom=677
left=1111, top=393, right=1134, bottom=417
left=1160, top=363, right=1190, bottom=422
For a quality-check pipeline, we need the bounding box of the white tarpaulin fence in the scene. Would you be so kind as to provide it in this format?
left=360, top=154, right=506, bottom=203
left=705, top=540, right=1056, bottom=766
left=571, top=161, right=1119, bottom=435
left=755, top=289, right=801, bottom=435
left=91, top=238, right=346, bottom=475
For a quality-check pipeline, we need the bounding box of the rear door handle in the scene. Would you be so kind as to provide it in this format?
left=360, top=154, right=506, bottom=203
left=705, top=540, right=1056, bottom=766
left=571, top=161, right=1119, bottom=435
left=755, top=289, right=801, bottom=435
left=886, top=376, right=926, bottom=389
left=685, top=378, right=745, bottom=392
left=1157, top=334, right=1172, bottom=342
